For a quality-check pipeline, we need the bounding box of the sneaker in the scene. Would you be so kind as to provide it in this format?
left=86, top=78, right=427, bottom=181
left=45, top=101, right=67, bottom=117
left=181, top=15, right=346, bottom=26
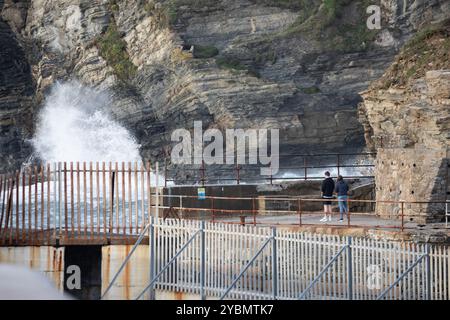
left=328, top=216, right=332, bottom=222
left=338, top=219, right=344, bottom=223
left=319, top=216, right=327, bottom=222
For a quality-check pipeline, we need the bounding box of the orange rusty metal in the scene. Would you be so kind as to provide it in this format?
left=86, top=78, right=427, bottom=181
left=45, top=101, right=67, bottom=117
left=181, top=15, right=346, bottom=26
left=1, top=162, right=445, bottom=246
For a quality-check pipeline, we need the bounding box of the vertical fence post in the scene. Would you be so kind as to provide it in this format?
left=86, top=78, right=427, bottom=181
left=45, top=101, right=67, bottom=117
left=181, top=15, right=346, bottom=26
left=347, top=201, right=351, bottom=228
left=272, top=227, right=277, bottom=299
left=304, top=157, right=307, bottom=180
left=298, top=199, right=302, bottom=226
left=58, top=162, right=62, bottom=238
left=200, top=220, right=206, bottom=300
left=155, top=162, right=159, bottom=219
left=149, top=216, right=155, bottom=300
left=164, top=159, right=168, bottom=188
left=252, top=197, right=256, bottom=226
left=201, top=160, right=205, bottom=186
left=53, top=163, right=57, bottom=241
left=211, top=197, right=215, bottom=223
left=337, top=154, right=341, bottom=177
left=63, top=162, right=68, bottom=239
left=347, top=237, right=353, bottom=300
left=401, top=201, right=405, bottom=232
left=425, top=244, right=431, bottom=300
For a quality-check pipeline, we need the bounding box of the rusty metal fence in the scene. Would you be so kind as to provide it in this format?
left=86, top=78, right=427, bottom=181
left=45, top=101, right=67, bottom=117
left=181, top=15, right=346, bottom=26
left=159, top=194, right=448, bottom=231
left=0, top=162, right=159, bottom=245
left=164, top=152, right=375, bottom=186
left=0, top=161, right=447, bottom=246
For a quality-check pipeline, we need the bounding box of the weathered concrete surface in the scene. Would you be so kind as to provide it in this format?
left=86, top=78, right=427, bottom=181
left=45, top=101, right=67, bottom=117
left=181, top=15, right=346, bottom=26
left=100, top=245, right=210, bottom=300
left=213, top=212, right=450, bottom=244
left=101, top=245, right=150, bottom=300
left=0, top=246, right=65, bottom=290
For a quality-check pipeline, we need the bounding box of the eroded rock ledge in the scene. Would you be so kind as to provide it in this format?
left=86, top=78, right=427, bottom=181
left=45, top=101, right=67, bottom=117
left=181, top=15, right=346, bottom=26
left=359, top=20, right=450, bottom=222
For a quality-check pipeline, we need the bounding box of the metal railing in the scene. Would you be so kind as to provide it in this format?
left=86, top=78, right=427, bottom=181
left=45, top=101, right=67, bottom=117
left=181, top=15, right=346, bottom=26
left=0, top=161, right=447, bottom=246
left=100, top=217, right=449, bottom=300
left=0, top=161, right=159, bottom=245
left=164, top=152, right=376, bottom=186
left=158, top=193, right=447, bottom=231
left=446, top=200, right=450, bottom=228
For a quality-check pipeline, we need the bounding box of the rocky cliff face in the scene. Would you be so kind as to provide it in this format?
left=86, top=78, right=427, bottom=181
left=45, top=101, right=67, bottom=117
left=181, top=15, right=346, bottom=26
left=359, top=19, right=450, bottom=222
left=0, top=0, right=449, bottom=174
left=0, top=0, right=34, bottom=171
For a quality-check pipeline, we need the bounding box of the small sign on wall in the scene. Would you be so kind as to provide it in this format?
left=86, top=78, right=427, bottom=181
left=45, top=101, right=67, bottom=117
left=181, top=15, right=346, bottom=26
left=198, top=187, right=206, bottom=200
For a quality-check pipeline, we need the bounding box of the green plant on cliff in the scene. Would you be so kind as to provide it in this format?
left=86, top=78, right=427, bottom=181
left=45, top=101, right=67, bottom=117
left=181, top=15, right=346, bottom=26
left=300, top=86, right=321, bottom=94
left=216, top=56, right=248, bottom=71
left=140, top=1, right=177, bottom=28
left=273, top=0, right=378, bottom=52
left=97, top=22, right=137, bottom=81
left=373, top=18, right=450, bottom=89
left=157, top=0, right=213, bottom=25
left=109, top=0, right=119, bottom=12
left=215, top=56, right=261, bottom=77
left=193, top=45, right=219, bottom=59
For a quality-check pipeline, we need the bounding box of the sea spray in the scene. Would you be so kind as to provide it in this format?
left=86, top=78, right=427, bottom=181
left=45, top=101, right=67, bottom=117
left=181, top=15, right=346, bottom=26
left=9, top=81, right=168, bottom=230
left=32, top=81, right=141, bottom=163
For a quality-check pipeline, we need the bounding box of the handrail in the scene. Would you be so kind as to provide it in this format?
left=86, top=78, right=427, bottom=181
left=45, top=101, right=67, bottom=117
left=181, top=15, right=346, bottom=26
left=446, top=200, right=450, bottom=228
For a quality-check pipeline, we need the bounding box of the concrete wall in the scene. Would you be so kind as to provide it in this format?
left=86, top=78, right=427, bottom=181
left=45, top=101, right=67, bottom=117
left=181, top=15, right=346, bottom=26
left=0, top=246, right=65, bottom=291
left=101, top=245, right=150, bottom=300
left=100, top=245, right=219, bottom=300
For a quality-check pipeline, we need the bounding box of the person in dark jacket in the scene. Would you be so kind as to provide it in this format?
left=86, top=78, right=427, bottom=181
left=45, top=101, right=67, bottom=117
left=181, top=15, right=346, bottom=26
left=320, top=171, right=335, bottom=222
left=334, top=175, right=349, bottom=222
